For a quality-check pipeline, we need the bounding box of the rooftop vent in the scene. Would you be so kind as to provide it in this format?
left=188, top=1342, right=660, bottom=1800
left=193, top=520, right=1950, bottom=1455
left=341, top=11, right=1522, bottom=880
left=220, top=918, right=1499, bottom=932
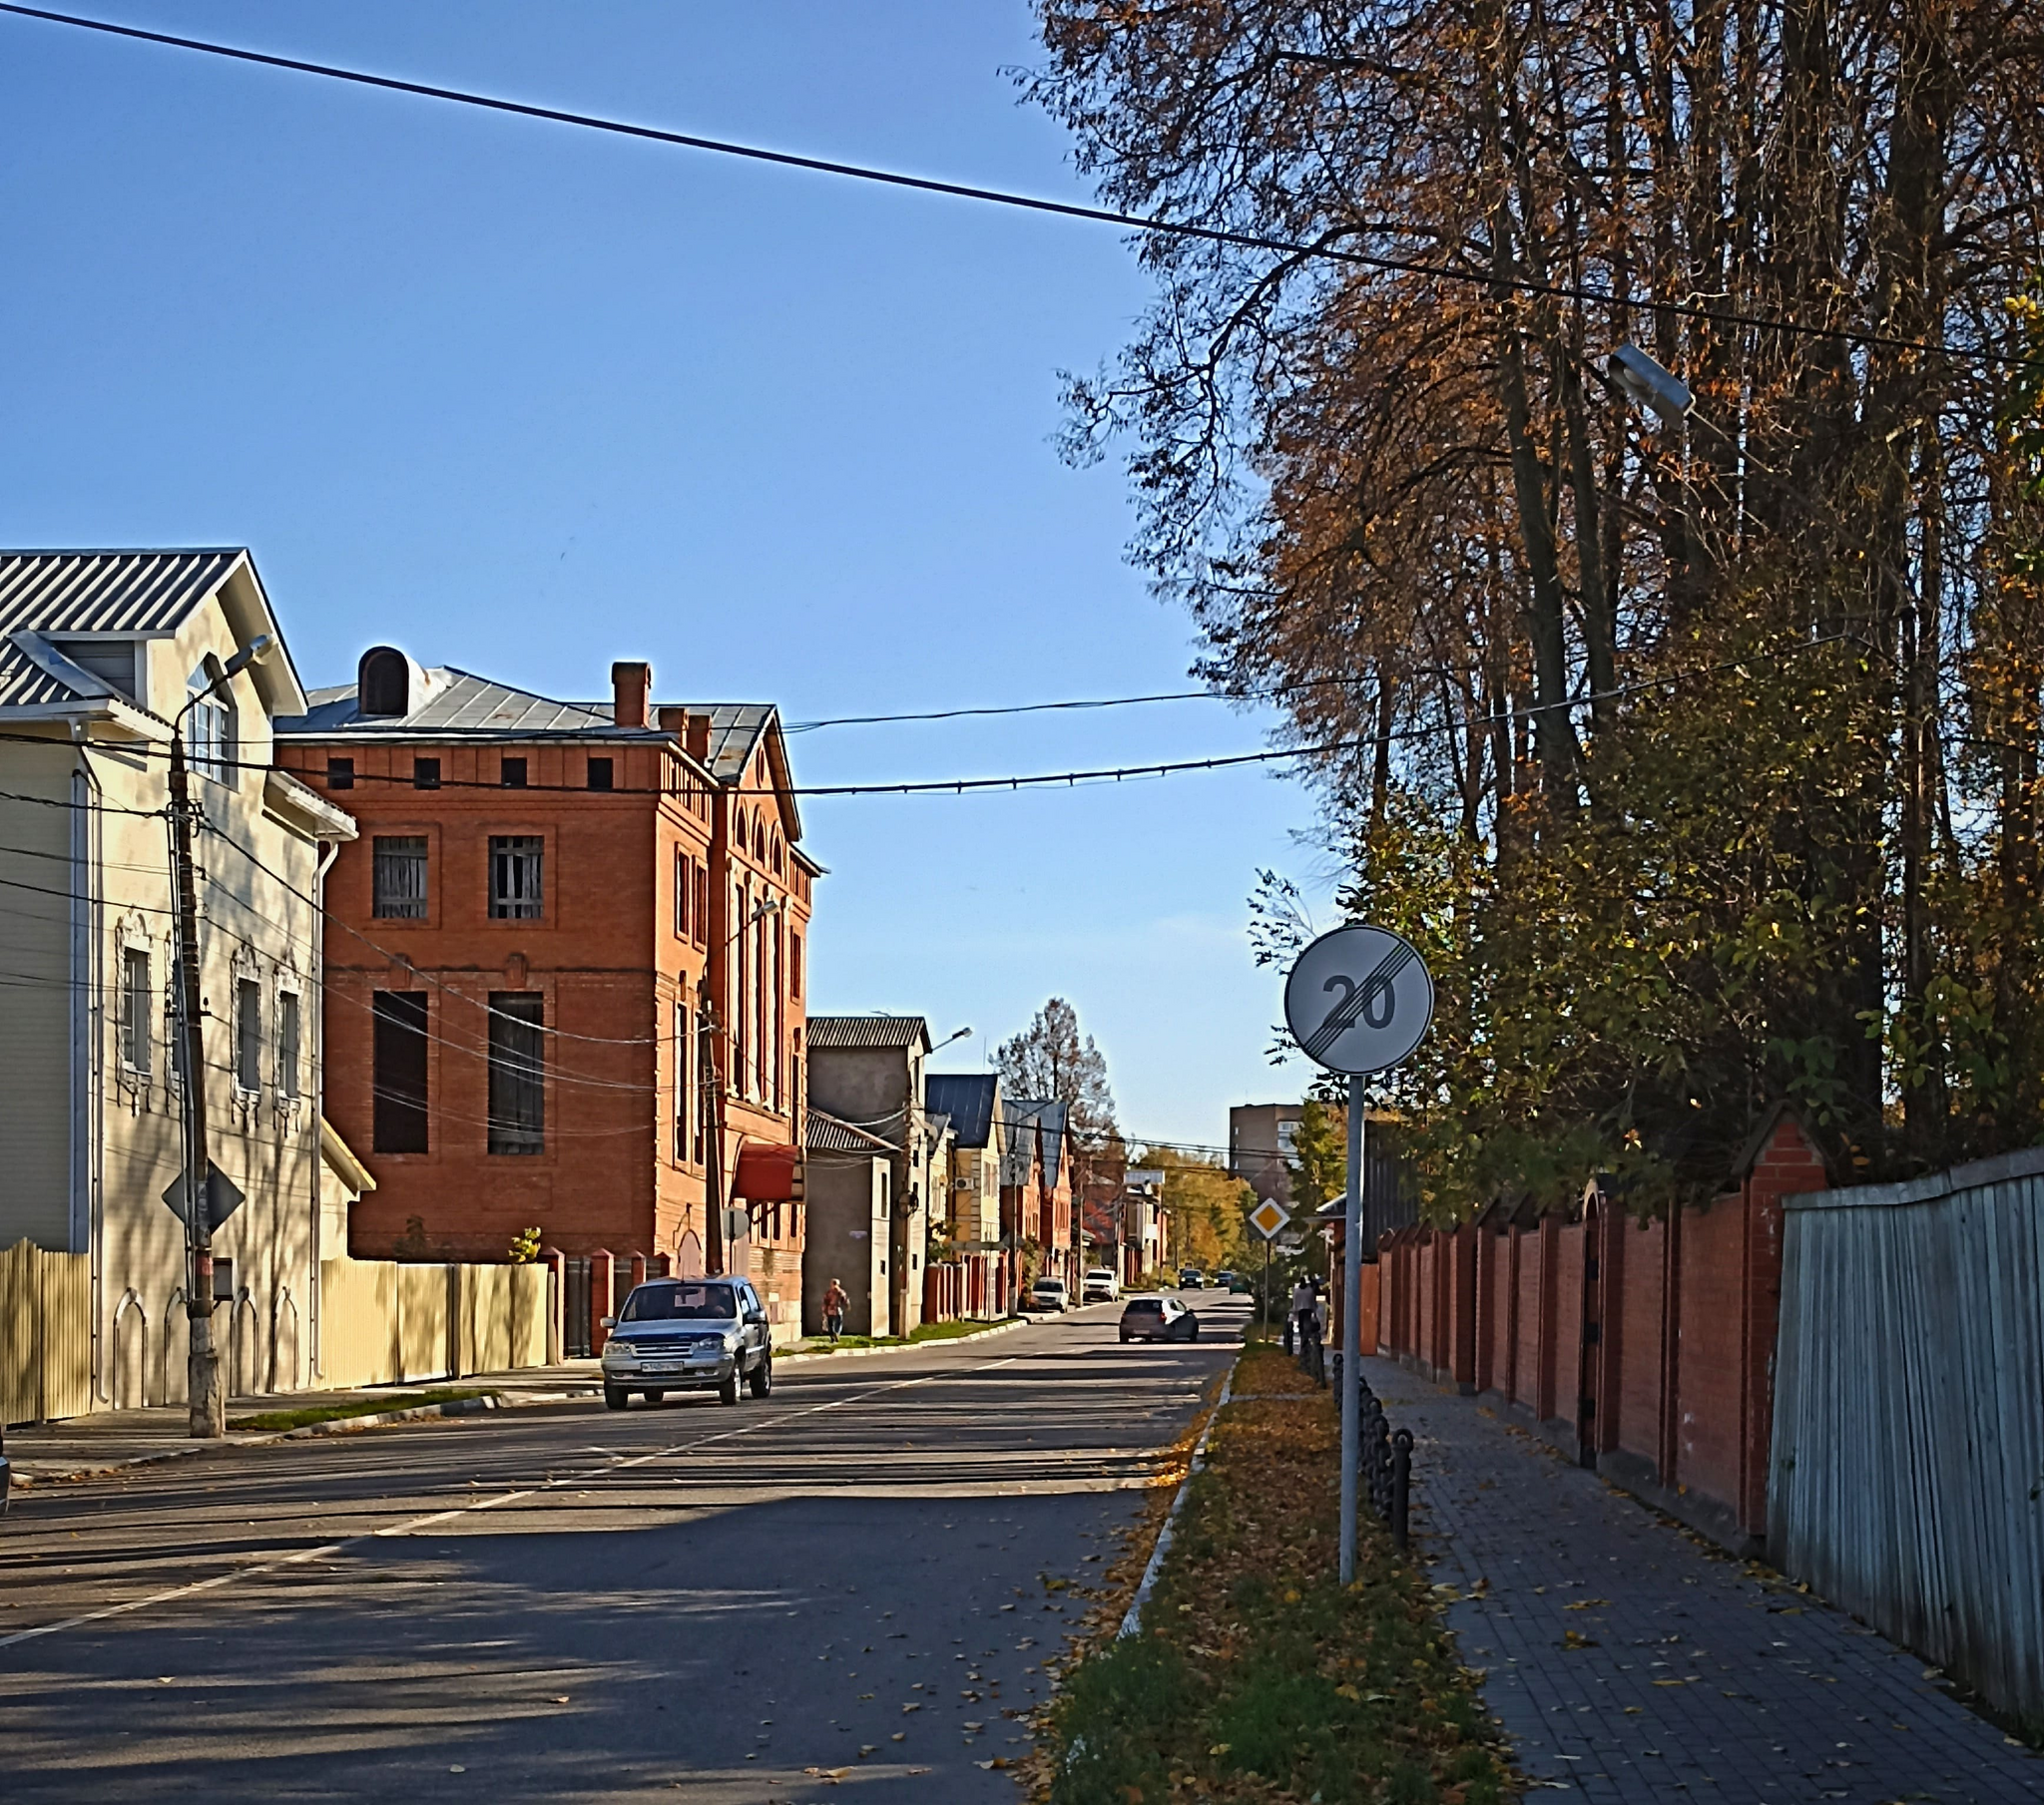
left=358, top=646, right=425, bottom=718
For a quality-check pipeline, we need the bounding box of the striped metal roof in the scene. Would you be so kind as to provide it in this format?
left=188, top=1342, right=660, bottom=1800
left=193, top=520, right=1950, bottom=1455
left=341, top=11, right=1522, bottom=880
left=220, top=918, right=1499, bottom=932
left=278, top=674, right=777, bottom=784
left=806, top=1107, right=898, bottom=1154
left=0, top=549, right=247, bottom=709
left=806, top=1015, right=932, bottom=1053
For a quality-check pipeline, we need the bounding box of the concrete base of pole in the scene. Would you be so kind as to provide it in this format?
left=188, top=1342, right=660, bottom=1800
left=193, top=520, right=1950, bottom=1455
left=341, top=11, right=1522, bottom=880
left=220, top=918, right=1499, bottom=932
left=188, top=1313, right=225, bottom=1439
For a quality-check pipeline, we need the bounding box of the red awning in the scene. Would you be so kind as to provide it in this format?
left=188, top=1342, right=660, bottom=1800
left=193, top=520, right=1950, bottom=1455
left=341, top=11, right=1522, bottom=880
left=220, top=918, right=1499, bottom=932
left=733, top=1143, right=805, bottom=1202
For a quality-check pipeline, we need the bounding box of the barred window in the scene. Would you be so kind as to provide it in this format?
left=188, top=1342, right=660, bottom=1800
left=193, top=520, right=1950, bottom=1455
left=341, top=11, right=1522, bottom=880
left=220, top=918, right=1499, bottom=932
left=373, top=836, right=428, bottom=920
left=488, top=836, right=544, bottom=919
left=488, top=992, right=546, bottom=1155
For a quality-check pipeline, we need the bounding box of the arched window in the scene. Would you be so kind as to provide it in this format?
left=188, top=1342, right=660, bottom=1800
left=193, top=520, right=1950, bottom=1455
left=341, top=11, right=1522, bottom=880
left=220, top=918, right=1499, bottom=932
left=770, top=830, right=783, bottom=875
left=187, top=659, right=233, bottom=783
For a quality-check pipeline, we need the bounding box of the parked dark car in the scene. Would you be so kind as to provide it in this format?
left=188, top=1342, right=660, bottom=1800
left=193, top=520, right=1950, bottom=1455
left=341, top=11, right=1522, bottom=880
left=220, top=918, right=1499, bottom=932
left=1120, top=1296, right=1200, bottom=1343
left=599, top=1277, right=774, bottom=1409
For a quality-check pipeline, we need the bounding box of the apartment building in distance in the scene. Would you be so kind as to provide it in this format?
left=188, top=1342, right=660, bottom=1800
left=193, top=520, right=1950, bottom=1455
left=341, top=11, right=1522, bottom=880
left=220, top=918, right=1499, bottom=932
left=274, top=651, right=816, bottom=1339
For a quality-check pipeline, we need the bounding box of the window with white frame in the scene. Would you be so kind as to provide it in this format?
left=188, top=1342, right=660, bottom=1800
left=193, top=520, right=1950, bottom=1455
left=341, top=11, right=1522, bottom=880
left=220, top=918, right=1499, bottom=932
left=235, top=978, right=261, bottom=1094
left=120, top=946, right=152, bottom=1074
left=278, top=989, right=302, bottom=1100
left=187, top=662, right=234, bottom=782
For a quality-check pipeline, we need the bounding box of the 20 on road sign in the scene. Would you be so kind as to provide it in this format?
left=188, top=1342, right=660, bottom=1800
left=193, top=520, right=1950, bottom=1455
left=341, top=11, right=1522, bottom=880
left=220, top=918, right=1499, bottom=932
left=1282, top=924, right=1434, bottom=1076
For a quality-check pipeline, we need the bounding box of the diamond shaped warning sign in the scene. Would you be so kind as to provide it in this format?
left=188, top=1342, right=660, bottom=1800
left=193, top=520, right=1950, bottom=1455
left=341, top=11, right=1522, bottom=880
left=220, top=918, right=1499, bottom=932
left=1248, top=1198, right=1290, bottom=1241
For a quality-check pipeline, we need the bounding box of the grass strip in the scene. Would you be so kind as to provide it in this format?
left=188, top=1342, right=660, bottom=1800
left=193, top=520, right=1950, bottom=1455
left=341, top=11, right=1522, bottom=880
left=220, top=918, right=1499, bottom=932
left=228, top=1387, right=490, bottom=1432
left=793, top=1317, right=1015, bottom=1353
left=1035, top=1336, right=1515, bottom=1804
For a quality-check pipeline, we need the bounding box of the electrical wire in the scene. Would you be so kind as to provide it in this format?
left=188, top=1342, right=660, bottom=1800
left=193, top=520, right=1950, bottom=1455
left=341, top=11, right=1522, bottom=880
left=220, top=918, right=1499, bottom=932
left=782, top=677, right=1374, bottom=732
left=0, top=636, right=1854, bottom=802
left=0, top=2, right=2005, bottom=367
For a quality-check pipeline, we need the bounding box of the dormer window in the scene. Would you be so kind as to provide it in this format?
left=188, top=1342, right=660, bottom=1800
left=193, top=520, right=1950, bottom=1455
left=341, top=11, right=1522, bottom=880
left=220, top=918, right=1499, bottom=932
left=358, top=646, right=416, bottom=717
left=188, top=661, right=234, bottom=783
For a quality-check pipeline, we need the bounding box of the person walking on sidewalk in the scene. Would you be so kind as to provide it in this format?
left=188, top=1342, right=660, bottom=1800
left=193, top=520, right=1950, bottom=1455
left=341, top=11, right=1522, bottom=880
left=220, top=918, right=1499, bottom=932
left=822, top=1279, right=848, bottom=1343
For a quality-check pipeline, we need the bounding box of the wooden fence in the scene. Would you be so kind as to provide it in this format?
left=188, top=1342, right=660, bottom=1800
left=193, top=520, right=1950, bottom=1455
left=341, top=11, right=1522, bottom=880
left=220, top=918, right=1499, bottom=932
left=0, top=1239, right=91, bottom=1426
left=1772, top=1150, right=2044, bottom=1724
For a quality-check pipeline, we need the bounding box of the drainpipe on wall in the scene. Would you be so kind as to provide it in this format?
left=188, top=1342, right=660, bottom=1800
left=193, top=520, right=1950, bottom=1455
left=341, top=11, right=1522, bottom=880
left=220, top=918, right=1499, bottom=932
left=308, top=838, right=339, bottom=1382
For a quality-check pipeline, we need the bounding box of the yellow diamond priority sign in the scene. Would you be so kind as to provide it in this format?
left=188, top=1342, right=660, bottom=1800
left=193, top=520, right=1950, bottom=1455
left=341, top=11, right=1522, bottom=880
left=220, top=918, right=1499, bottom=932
left=1248, top=1197, right=1289, bottom=1241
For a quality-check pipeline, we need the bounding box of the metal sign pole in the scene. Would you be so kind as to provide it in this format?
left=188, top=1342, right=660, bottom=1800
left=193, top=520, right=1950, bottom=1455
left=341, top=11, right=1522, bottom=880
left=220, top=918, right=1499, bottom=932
left=1339, top=1077, right=1365, bottom=1582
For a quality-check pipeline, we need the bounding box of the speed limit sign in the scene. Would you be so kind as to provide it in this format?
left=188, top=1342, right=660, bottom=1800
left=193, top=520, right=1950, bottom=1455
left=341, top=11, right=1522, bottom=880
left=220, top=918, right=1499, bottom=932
left=1281, top=924, right=1433, bottom=1075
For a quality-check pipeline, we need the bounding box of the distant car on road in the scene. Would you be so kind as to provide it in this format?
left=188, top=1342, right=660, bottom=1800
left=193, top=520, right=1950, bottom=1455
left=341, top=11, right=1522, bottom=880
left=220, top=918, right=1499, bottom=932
left=599, top=1277, right=774, bottom=1410
left=1081, top=1267, right=1121, bottom=1303
left=1179, top=1267, right=1205, bottom=1288
left=1029, top=1275, right=1070, bottom=1313
left=1120, top=1296, right=1200, bottom=1342
left=1213, top=1269, right=1237, bottom=1290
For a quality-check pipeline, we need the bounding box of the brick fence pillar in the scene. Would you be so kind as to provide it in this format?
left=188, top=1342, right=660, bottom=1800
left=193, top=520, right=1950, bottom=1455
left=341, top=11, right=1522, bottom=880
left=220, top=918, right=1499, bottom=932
left=589, top=1250, right=614, bottom=1356
left=539, top=1247, right=564, bottom=1366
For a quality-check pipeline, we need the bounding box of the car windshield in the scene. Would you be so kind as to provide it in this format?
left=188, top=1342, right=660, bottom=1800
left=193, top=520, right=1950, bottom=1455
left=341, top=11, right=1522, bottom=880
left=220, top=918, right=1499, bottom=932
left=621, top=1282, right=737, bottom=1321
left=1125, top=1298, right=1163, bottom=1313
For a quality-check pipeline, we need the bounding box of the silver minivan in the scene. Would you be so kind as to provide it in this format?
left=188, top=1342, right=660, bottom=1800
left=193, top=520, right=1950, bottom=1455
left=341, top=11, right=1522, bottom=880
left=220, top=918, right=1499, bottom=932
left=600, top=1277, right=774, bottom=1410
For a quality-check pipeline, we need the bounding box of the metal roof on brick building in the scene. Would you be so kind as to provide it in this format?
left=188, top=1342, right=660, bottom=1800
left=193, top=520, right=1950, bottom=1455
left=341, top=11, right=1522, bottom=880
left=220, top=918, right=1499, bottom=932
left=806, top=1015, right=932, bottom=1053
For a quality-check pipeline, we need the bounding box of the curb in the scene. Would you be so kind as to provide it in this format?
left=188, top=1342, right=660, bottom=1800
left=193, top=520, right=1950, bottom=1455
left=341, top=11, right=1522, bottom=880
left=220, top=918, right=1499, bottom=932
left=775, top=1313, right=1038, bottom=1366
left=1119, top=1369, right=1235, bottom=1639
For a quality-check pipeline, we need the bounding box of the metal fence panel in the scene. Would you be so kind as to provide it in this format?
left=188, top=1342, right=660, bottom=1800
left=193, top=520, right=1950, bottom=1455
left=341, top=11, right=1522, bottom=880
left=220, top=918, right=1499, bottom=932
left=1771, top=1160, right=2044, bottom=1723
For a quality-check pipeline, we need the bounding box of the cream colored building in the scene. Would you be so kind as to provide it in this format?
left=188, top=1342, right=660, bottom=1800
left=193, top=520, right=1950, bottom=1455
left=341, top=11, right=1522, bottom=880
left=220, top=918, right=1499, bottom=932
left=0, top=549, right=356, bottom=1409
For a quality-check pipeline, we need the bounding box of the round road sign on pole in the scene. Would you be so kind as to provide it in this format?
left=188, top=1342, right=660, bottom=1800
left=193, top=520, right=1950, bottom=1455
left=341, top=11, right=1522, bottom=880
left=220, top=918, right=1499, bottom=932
left=1282, top=923, right=1434, bottom=1076
left=1281, top=921, right=1433, bottom=1591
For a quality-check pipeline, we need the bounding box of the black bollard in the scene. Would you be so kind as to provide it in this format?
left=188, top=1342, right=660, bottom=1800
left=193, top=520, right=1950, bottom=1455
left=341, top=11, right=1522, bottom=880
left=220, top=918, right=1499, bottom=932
left=1390, top=1427, right=1413, bottom=1554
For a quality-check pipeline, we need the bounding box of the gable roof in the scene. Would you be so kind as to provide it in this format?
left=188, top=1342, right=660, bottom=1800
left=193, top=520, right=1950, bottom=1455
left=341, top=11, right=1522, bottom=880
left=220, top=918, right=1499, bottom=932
left=926, top=1073, right=999, bottom=1148
left=805, top=1107, right=898, bottom=1155
left=0, top=548, right=306, bottom=717
left=807, top=1015, right=931, bottom=1053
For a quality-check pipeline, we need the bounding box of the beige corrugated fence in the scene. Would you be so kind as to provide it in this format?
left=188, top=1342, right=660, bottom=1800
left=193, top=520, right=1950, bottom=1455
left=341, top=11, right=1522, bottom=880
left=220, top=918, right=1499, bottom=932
left=1, top=1239, right=92, bottom=1426
left=315, top=1258, right=548, bottom=1390
left=3, top=1244, right=552, bottom=1423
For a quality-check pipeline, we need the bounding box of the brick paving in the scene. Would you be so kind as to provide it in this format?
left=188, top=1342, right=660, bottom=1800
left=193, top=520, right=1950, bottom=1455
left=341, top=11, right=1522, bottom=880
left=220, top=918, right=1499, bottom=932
left=1362, top=1356, right=2044, bottom=1803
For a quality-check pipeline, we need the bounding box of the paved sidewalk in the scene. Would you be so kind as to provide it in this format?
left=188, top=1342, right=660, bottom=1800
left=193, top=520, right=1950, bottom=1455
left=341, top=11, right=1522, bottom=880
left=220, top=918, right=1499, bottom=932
left=1363, top=1357, right=2044, bottom=1803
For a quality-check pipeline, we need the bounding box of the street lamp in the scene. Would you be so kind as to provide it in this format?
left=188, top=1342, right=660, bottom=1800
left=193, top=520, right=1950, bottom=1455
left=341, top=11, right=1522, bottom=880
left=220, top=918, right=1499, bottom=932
left=1608, top=344, right=1693, bottom=426
left=169, top=635, right=273, bottom=1438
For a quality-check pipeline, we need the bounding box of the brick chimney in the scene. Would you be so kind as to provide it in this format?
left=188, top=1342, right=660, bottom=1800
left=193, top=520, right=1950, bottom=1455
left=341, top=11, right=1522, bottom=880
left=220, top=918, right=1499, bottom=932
left=686, top=712, right=712, bottom=761
left=611, top=661, right=652, bottom=728
left=656, top=705, right=689, bottom=733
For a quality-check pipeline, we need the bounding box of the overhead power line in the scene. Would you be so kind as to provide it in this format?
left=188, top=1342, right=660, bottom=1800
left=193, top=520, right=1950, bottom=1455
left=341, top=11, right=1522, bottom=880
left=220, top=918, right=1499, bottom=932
left=0, top=2, right=1995, bottom=366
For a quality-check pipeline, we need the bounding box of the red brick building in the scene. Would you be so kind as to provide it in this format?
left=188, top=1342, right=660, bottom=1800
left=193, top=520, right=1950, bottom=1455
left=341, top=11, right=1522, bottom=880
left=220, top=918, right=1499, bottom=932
left=275, top=650, right=815, bottom=1336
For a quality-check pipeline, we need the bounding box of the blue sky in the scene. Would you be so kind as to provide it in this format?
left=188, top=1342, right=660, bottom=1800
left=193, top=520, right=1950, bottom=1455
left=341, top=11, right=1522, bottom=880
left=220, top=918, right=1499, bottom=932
left=0, top=1, right=1326, bottom=1147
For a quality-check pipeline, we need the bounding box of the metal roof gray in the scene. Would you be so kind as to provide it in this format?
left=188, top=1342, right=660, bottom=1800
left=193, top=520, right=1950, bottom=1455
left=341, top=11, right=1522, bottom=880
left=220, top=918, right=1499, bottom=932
left=807, top=1015, right=932, bottom=1053
left=0, top=549, right=246, bottom=709
left=806, top=1107, right=898, bottom=1154
left=277, top=674, right=777, bottom=784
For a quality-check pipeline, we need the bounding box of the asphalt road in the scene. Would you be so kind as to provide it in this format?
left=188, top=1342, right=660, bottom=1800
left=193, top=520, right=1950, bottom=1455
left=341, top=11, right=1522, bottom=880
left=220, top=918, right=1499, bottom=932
left=0, top=1293, right=1243, bottom=1803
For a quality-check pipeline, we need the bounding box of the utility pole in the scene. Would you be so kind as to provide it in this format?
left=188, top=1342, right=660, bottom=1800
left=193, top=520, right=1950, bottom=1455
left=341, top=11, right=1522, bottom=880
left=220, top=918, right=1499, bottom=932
left=167, top=634, right=271, bottom=1439
left=168, top=729, right=223, bottom=1438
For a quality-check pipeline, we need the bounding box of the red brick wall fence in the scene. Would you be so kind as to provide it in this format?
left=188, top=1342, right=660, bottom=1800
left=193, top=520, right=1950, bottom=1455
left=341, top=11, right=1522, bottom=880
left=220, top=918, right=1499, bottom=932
left=1375, top=1110, right=1828, bottom=1556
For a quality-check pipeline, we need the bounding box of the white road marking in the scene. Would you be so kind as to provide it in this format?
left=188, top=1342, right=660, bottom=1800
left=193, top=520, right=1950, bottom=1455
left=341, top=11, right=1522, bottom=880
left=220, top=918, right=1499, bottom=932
left=0, top=1351, right=1024, bottom=1652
